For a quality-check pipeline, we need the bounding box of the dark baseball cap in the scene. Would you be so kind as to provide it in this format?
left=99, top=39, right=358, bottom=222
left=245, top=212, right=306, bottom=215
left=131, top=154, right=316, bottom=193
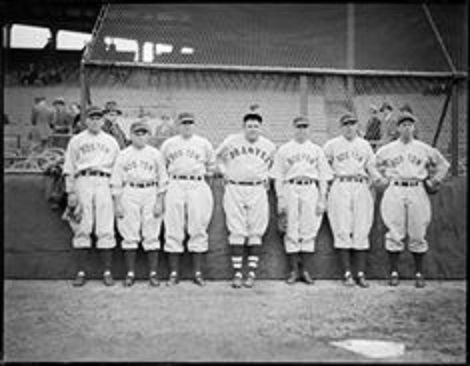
left=130, top=120, right=151, bottom=133
left=52, top=97, right=66, bottom=106
left=293, top=116, right=309, bottom=127
left=86, top=106, right=104, bottom=118
left=396, top=111, right=417, bottom=125
left=339, top=114, right=358, bottom=125
left=177, top=112, right=195, bottom=123
left=104, top=106, right=122, bottom=115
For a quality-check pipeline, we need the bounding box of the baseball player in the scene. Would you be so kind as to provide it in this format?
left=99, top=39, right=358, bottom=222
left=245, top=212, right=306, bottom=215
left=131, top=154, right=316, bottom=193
left=272, top=116, right=332, bottom=285
left=63, top=106, right=120, bottom=287
left=375, top=111, right=450, bottom=288
left=110, top=120, right=169, bottom=287
left=216, top=106, right=276, bottom=288
left=102, top=101, right=129, bottom=149
left=160, top=112, right=216, bottom=286
left=323, top=114, right=384, bottom=288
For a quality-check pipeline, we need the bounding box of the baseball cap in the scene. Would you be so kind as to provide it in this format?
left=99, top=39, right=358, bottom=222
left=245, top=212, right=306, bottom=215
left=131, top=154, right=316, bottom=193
left=104, top=100, right=122, bottom=115
left=339, top=114, right=358, bottom=125
left=396, top=111, right=417, bottom=125
left=130, top=120, right=151, bottom=133
left=86, top=106, right=104, bottom=118
left=243, top=104, right=263, bottom=123
left=52, top=97, right=66, bottom=106
left=177, top=112, right=195, bottom=124
left=293, top=116, right=309, bottom=127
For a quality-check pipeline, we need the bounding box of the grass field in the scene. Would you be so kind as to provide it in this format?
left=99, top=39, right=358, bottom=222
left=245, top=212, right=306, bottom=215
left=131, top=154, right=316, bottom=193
left=3, top=279, right=466, bottom=363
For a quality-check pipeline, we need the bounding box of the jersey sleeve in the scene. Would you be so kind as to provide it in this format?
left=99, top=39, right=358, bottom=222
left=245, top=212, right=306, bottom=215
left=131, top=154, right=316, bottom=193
left=317, top=147, right=334, bottom=181
left=427, top=145, right=450, bottom=182
left=322, top=141, right=334, bottom=164
left=110, top=152, right=126, bottom=197
left=63, top=137, right=78, bottom=193
left=270, top=147, right=286, bottom=180
left=155, top=150, right=169, bottom=194
left=215, top=136, right=231, bottom=175
left=267, top=141, right=277, bottom=171
left=204, top=139, right=217, bottom=175
left=363, top=142, right=381, bottom=180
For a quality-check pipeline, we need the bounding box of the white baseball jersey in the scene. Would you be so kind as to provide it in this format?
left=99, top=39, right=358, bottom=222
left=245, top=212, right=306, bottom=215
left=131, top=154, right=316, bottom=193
left=376, top=138, right=450, bottom=253
left=216, top=133, right=276, bottom=181
left=160, top=134, right=216, bottom=176
left=63, top=129, right=120, bottom=249
left=271, top=139, right=333, bottom=253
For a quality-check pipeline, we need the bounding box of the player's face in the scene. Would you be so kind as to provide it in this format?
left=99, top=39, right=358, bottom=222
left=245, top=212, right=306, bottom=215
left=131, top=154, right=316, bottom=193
left=105, top=111, right=118, bottom=123
left=86, top=115, right=104, bottom=134
left=398, top=120, right=415, bottom=139
left=243, top=119, right=262, bottom=142
left=341, top=121, right=358, bottom=140
left=179, top=120, right=195, bottom=138
left=294, top=123, right=309, bottom=141
left=131, top=130, right=150, bottom=148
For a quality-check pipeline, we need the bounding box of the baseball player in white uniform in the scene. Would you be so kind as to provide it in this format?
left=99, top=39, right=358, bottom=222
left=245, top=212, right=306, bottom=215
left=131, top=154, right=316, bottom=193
left=272, top=116, right=333, bottom=285
left=63, top=106, right=120, bottom=287
left=216, top=106, right=276, bottom=288
left=110, top=120, right=169, bottom=287
left=160, top=112, right=216, bottom=286
left=323, top=114, right=384, bottom=288
left=375, top=111, right=450, bottom=288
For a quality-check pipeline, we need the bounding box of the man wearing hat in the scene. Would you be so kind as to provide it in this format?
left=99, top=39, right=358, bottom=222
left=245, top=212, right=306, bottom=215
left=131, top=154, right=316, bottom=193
left=271, top=116, right=333, bottom=285
left=111, top=119, right=168, bottom=287
left=63, top=105, right=120, bottom=287
left=160, top=112, right=216, bottom=286
left=51, top=97, right=74, bottom=134
left=375, top=111, right=450, bottom=288
left=323, top=113, right=384, bottom=288
left=102, top=101, right=128, bottom=149
left=216, top=105, right=276, bottom=288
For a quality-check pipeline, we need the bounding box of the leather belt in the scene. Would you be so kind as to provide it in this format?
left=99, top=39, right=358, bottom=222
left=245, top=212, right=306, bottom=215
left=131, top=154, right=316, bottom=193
left=127, top=181, right=157, bottom=188
left=287, top=178, right=316, bottom=185
left=226, top=179, right=265, bottom=186
left=337, top=176, right=368, bottom=183
left=172, top=175, right=203, bottom=181
left=392, top=180, right=420, bottom=187
left=76, top=170, right=111, bottom=178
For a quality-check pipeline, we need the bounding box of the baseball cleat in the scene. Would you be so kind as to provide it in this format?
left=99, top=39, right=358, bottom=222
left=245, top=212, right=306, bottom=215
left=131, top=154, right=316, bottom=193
left=244, top=274, right=256, bottom=288
left=356, top=275, right=370, bottom=288
left=415, top=273, right=426, bottom=288
left=286, top=271, right=298, bottom=285
left=194, top=273, right=206, bottom=287
left=103, top=271, right=115, bottom=287
left=343, top=273, right=355, bottom=287
left=72, top=272, right=86, bottom=287
left=301, top=271, right=315, bottom=285
left=388, top=272, right=400, bottom=287
left=124, top=273, right=135, bottom=287
left=149, top=273, right=160, bottom=287
left=167, top=273, right=179, bottom=286
left=232, top=274, right=243, bottom=289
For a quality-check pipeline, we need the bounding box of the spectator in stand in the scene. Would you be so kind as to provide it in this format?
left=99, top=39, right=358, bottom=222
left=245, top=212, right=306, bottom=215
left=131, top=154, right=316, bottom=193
left=20, top=63, right=39, bottom=85
left=102, top=101, right=129, bottom=149
left=31, top=96, right=54, bottom=149
left=364, top=104, right=382, bottom=145
left=51, top=97, right=74, bottom=134
left=152, top=113, right=178, bottom=149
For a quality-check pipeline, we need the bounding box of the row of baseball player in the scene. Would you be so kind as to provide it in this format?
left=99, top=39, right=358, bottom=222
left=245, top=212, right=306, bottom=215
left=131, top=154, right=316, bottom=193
left=63, top=104, right=450, bottom=289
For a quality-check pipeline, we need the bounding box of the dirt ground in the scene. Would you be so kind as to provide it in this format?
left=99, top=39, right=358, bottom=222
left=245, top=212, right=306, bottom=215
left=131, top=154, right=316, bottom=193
left=3, top=279, right=466, bottom=363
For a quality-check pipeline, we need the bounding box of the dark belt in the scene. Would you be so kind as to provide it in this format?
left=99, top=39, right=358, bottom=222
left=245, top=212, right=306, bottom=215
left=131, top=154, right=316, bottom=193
left=172, top=175, right=203, bottom=181
left=287, top=178, right=316, bottom=185
left=127, top=181, right=157, bottom=188
left=337, top=176, right=368, bottom=183
left=392, top=180, right=420, bottom=187
left=227, top=179, right=266, bottom=186
left=76, top=170, right=111, bottom=178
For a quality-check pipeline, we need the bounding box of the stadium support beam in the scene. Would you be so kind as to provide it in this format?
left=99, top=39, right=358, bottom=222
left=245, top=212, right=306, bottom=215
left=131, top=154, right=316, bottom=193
left=450, top=80, right=460, bottom=176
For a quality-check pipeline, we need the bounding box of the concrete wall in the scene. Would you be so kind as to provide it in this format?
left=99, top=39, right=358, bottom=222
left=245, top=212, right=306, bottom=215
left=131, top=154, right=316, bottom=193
left=5, top=173, right=467, bottom=280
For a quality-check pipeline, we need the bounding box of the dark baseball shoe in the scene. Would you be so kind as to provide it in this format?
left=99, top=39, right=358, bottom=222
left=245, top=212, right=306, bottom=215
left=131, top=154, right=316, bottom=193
left=389, top=272, right=400, bottom=287
left=194, top=273, right=206, bottom=287
left=343, top=272, right=355, bottom=287
left=124, top=273, right=135, bottom=287
left=72, top=272, right=86, bottom=287
left=244, top=273, right=256, bottom=288
left=415, top=273, right=426, bottom=288
left=232, top=274, right=243, bottom=289
left=103, top=271, right=114, bottom=287
left=149, top=273, right=160, bottom=287
left=301, top=271, right=315, bottom=285
left=286, top=271, right=298, bottom=285
left=167, top=272, right=179, bottom=286
left=356, top=274, right=370, bottom=288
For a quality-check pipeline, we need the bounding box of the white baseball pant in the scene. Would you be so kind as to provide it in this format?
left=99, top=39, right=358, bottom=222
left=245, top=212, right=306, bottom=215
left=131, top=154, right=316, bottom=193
left=223, top=184, right=269, bottom=245
left=164, top=180, right=213, bottom=253
left=381, top=183, right=431, bottom=253
left=327, top=180, right=374, bottom=250
left=72, top=176, right=116, bottom=249
left=117, top=185, right=162, bottom=251
left=283, top=182, right=323, bottom=253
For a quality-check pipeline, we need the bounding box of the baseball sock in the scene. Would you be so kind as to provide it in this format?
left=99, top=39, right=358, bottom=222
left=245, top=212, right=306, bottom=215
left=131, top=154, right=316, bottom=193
left=412, top=252, right=425, bottom=276
left=192, top=252, right=203, bottom=276
left=147, top=250, right=159, bottom=275
left=74, top=248, right=89, bottom=274
left=300, top=252, right=313, bottom=274
left=247, top=246, right=261, bottom=278
left=354, top=250, right=367, bottom=277
left=124, top=250, right=136, bottom=276
left=338, top=249, right=352, bottom=277
left=231, top=245, right=244, bottom=278
left=388, top=251, right=400, bottom=275
left=288, top=253, right=300, bottom=274
left=168, top=253, right=179, bottom=276
left=100, top=249, right=113, bottom=274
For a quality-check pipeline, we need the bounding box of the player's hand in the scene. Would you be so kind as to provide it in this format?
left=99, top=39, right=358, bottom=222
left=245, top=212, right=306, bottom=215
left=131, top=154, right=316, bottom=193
left=374, top=176, right=389, bottom=188
left=153, top=196, right=165, bottom=217
left=316, top=197, right=327, bottom=215
left=114, top=201, right=125, bottom=219
left=67, top=192, right=79, bottom=207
